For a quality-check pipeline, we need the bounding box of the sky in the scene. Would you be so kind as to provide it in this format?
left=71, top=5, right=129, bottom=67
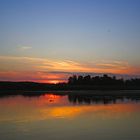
left=0, top=0, right=140, bottom=83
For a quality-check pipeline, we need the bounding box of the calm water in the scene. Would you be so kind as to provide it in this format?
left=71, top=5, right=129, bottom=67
left=0, top=91, right=140, bottom=140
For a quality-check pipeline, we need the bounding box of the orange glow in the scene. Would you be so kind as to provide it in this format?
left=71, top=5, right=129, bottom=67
left=0, top=68, right=140, bottom=84
left=0, top=56, right=140, bottom=83
left=43, top=94, right=61, bottom=101
left=37, top=94, right=67, bottom=106
left=48, top=107, right=82, bottom=118
left=40, top=103, right=140, bottom=119
left=37, top=79, right=66, bottom=84
left=0, top=71, right=68, bottom=83
left=0, top=94, right=140, bottom=122
left=48, top=80, right=60, bottom=84
left=44, top=94, right=60, bottom=99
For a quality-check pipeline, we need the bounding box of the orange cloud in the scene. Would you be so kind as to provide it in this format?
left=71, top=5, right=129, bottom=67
left=0, top=55, right=139, bottom=83
left=0, top=71, right=68, bottom=83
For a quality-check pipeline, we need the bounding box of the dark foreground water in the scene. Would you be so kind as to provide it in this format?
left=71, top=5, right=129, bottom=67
left=0, top=91, right=140, bottom=140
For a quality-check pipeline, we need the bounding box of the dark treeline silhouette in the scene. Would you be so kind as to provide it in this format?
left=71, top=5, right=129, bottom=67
left=68, top=74, right=140, bottom=86
left=0, top=81, right=65, bottom=91
left=0, top=74, right=140, bottom=91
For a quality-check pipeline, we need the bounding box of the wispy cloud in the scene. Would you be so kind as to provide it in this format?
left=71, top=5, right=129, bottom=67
left=0, top=71, right=68, bottom=83
left=0, top=55, right=139, bottom=82
left=18, top=45, right=32, bottom=51
left=95, top=60, right=129, bottom=69
left=0, top=55, right=138, bottom=73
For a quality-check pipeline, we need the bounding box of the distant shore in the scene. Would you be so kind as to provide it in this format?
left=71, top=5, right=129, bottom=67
left=1, top=75, right=140, bottom=92
left=0, top=78, right=140, bottom=97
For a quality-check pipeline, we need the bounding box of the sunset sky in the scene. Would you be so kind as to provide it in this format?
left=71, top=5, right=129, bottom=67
left=0, top=0, right=140, bottom=83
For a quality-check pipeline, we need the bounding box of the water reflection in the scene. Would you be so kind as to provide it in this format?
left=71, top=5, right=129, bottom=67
left=68, top=94, right=140, bottom=104
left=1, top=91, right=140, bottom=105
left=0, top=92, right=140, bottom=121
left=0, top=92, right=140, bottom=140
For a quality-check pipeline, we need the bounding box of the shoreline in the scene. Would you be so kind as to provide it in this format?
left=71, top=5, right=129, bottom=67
left=0, top=89, right=140, bottom=96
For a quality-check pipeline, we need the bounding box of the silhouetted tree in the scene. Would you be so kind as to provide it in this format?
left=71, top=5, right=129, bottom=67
left=68, top=75, right=77, bottom=85
left=67, top=74, right=139, bottom=87
left=77, top=75, right=84, bottom=85
left=83, top=75, right=91, bottom=85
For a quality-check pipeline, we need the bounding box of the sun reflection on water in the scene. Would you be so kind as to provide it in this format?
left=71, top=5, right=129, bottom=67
left=0, top=93, right=140, bottom=122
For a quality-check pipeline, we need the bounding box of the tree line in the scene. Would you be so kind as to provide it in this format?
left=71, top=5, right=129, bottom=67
left=68, top=74, right=140, bottom=86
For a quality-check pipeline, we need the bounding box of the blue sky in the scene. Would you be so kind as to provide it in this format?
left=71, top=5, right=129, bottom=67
left=0, top=0, right=140, bottom=82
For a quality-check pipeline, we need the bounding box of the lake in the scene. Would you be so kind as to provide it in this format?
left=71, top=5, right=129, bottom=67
left=0, top=91, right=140, bottom=140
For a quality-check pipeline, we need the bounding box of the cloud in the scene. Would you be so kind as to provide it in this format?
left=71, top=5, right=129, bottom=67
left=0, top=55, right=138, bottom=74
left=0, top=71, right=68, bottom=83
left=95, top=60, right=129, bottom=70
left=18, top=45, right=32, bottom=50
left=0, top=55, right=92, bottom=72
left=0, top=55, right=140, bottom=82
